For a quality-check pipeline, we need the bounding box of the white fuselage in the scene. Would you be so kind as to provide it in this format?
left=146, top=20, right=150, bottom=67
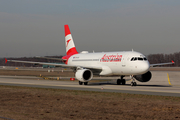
left=67, top=51, right=150, bottom=76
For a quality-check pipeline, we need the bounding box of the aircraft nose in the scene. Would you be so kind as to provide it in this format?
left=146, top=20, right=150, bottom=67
left=140, top=61, right=150, bottom=73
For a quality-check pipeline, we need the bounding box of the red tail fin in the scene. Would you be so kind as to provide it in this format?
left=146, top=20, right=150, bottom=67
left=64, top=25, right=78, bottom=55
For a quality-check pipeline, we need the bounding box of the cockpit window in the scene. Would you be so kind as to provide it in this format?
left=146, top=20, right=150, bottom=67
left=138, top=58, right=143, bottom=61
left=130, top=57, right=147, bottom=61
left=131, top=58, right=134, bottom=61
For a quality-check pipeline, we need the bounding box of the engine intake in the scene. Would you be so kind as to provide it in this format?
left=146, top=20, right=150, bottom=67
left=75, top=69, right=93, bottom=82
left=134, top=71, right=152, bottom=82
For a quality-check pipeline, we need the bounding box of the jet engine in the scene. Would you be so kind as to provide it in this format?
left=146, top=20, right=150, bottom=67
left=75, top=69, right=93, bottom=82
left=134, top=71, right=152, bottom=82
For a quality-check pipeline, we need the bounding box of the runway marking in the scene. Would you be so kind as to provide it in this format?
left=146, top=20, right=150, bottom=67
left=167, top=73, right=172, bottom=85
left=1, top=81, right=180, bottom=94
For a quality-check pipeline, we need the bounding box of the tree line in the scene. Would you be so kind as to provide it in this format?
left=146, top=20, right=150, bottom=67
left=147, top=52, right=180, bottom=67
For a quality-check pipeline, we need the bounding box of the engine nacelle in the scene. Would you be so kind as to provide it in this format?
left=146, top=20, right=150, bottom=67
left=75, top=69, right=93, bottom=82
left=134, top=71, right=152, bottom=82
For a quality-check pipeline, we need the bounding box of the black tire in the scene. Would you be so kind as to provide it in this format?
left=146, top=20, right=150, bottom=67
left=122, top=79, right=126, bottom=85
left=131, top=82, right=134, bottom=86
left=117, top=79, right=121, bottom=85
left=84, top=82, right=88, bottom=85
left=133, top=82, right=137, bottom=86
left=79, top=81, right=83, bottom=85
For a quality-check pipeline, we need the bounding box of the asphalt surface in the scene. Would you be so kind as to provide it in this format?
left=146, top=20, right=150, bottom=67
left=0, top=71, right=180, bottom=97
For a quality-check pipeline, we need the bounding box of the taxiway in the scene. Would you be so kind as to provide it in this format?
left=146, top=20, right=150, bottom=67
left=0, top=71, right=180, bottom=97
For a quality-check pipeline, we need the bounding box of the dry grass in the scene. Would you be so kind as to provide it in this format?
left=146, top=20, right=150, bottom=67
left=1, top=68, right=180, bottom=120
left=0, top=86, right=180, bottom=120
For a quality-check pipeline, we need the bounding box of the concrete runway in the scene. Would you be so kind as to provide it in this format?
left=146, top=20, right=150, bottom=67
left=0, top=71, right=180, bottom=97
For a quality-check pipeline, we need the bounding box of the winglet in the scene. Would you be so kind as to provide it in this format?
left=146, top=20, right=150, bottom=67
left=5, top=58, right=7, bottom=64
left=172, top=60, right=175, bottom=64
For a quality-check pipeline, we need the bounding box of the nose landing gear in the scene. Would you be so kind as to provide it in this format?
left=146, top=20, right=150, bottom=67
left=130, top=75, right=137, bottom=86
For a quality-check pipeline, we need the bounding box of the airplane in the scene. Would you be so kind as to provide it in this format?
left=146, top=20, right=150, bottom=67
left=5, top=24, right=175, bottom=86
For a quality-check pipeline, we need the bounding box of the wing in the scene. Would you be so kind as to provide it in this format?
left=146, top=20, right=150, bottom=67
left=35, top=56, right=64, bottom=61
left=6, top=59, right=75, bottom=68
left=150, top=60, right=175, bottom=67
left=6, top=59, right=103, bottom=72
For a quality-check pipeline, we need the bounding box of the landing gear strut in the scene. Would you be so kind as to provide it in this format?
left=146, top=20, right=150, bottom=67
left=117, top=76, right=126, bottom=85
left=130, top=75, right=137, bottom=86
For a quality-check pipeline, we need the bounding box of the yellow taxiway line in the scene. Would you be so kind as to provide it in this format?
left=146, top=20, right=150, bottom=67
left=167, top=73, right=172, bottom=86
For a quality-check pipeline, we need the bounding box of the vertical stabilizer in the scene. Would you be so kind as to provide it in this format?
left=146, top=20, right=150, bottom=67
left=64, top=25, right=78, bottom=55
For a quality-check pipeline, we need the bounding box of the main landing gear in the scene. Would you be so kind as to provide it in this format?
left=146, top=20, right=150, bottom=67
left=79, top=81, right=88, bottom=85
left=117, top=75, right=137, bottom=86
left=130, top=75, right=137, bottom=86
left=117, top=76, right=126, bottom=85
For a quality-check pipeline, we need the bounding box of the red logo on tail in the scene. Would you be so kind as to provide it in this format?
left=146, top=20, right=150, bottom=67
left=66, top=39, right=71, bottom=47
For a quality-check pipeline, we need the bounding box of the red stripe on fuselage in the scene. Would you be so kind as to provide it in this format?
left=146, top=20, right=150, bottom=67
left=64, top=25, right=71, bottom=36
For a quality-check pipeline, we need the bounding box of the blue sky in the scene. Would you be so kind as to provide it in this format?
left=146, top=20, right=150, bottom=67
left=0, top=0, right=180, bottom=57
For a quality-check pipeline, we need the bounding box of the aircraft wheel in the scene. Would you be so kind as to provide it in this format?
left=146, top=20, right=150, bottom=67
left=122, top=79, right=126, bottom=85
left=117, top=79, right=121, bottom=85
left=79, top=81, right=83, bottom=85
left=131, top=82, right=134, bottom=86
left=131, top=82, right=137, bottom=86
left=84, top=82, right=88, bottom=85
